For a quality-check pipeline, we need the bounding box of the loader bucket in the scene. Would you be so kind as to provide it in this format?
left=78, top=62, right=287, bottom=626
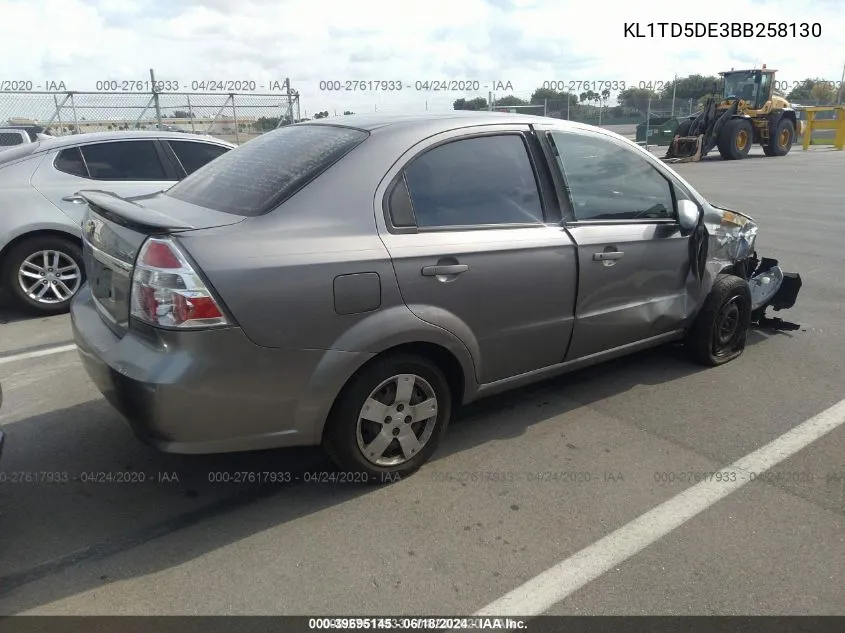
left=662, top=134, right=703, bottom=163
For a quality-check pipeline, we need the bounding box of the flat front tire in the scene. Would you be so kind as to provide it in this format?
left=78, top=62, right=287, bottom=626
left=686, top=274, right=752, bottom=366
left=322, top=354, right=452, bottom=481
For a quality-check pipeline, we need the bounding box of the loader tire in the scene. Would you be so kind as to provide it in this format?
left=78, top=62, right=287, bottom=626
left=686, top=274, right=752, bottom=367
left=763, top=117, right=794, bottom=157
left=717, top=118, right=753, bottom=160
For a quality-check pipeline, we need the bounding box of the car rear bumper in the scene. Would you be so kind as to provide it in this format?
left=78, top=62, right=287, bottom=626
left=70, top=285, right=369, bottom=454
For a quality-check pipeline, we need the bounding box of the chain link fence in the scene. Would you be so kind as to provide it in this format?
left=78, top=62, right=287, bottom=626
left=1, top=90, right=301, bottom=145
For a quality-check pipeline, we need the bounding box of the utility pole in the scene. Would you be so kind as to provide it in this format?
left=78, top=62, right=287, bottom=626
left=488, top=91, right=492, bottom=111
left=837, top=61, right=845, bottom=105
left=566, top=95, right=570, bottom=120
left=671, top=73, right=677, bottom=116
left=645, top=95, right=652, bottom=150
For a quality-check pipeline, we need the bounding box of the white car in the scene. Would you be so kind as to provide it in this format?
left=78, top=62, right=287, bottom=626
left=0, top=130, right=235, bottom=314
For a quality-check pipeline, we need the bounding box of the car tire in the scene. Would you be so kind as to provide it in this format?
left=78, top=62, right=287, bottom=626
left=686, top=274, right=753, bottom=366
left=762, top=117, right=794, bottom=157
left=322, top=354, right=452, bottom=482
left=717, top=118, right=753, bottom=160
left=1, top=235, right=85, bottom=315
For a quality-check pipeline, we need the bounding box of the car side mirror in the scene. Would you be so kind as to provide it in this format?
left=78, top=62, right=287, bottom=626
left=677, top=199, right=700, bottom=234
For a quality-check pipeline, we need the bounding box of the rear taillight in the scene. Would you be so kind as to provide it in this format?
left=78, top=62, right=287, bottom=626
left=130, top=236, right=229, bottom=328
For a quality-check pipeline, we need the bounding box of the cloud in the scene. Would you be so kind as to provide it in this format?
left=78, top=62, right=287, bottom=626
left=0, top=0, right=842, bottom=117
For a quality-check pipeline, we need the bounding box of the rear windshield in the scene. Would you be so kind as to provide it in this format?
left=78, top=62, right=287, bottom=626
left=165, top=124, right=369, bottom=216
left=0, top=131, right=27, bottom=147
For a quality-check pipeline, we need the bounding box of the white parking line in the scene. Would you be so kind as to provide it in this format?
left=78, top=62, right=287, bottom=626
left=474, top=398, right=845, bottom=617
left=0, top=343, right=77, bottom=366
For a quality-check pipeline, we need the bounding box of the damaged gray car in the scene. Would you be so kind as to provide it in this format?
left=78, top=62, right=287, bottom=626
left=70, top=113, right=801, bottom=479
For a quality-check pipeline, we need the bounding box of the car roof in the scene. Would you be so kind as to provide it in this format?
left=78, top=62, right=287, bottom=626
left=299, top=111, right=630, bottom=146
left=28, top=130, right=236, bottom=152
left=301, top=110, right=556, bottom=131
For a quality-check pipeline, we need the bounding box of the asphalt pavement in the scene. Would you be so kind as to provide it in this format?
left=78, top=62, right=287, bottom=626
left=0, top=146, right=843, bottom=616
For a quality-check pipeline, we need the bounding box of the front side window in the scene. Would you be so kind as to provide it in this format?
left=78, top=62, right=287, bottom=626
left=550, top=131, right=675, bottom=221
left=402, top=134, right=544, bottom=228
left=78, top=141, right=167, bottom=181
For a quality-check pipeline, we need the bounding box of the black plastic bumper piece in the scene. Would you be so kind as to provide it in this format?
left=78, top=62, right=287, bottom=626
left=770, top=272, right=802, bottom=311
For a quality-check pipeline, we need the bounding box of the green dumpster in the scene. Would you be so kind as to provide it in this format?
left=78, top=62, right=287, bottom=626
left=635, top=117, right=680, bottom=146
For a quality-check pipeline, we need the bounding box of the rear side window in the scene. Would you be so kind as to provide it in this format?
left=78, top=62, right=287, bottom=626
left=79, top=141, right=167, bottom=181
left=165, top=124, right=369, bottom=216
left=402, top=134, right=544, bottom=228
left=55, top=147, right=88, bottom=177
left=0, top=132, right=26, bottom=147
left=168, top=140, right=230, bottom=175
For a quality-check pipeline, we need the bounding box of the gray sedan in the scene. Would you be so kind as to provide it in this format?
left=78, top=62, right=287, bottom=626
left=0, top=131, right=234, bottom=315
left=69, top=112, right=801, bottom=479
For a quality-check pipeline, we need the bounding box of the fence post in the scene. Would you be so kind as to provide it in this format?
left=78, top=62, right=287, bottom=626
left=567, top=96, right=570, bottom=120
left=231, top=94, right=240, bottom=144
left=150, top=68, right=162, bottom=128
left=186, top=94, right=196, bottom=133
left=285, top=78, right=293, bottom=124
left=70, top=93, right=80, bottom=134
left=645, top=96, right=651, bottom=150
left=53, top=94, right=63, bottom=133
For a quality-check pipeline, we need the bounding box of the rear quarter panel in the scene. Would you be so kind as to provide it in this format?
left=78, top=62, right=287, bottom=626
left=0, top=153, right=80, bottom=254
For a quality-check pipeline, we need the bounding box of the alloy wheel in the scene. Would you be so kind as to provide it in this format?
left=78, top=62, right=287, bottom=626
left=356, top=373, right=439, bottom=467
left=17, top=250, right=82, bottom=305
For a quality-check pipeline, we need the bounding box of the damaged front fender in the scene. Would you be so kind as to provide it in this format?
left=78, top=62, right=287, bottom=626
left=690, top=203, right=802, bottom=322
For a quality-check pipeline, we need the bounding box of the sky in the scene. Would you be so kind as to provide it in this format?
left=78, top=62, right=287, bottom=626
left=0, top=0, right=843, bottom=118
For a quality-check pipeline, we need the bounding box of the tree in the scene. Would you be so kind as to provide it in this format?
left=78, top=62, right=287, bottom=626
left=453, top=97, right=488, bottom=110
left=313, top=110, right=330, bottom=119
left=343, top=110, right=354, bottom=115
left=787, top=78, right=836, bottom=104
left=494, top=95, right=528, bottom=107
left=660, top=74, right=722, bottom=101
left=529, top=87, right=578, bottom=106
left=617, top=87, right=660, bottom=112
left=173, top=109, right=194, bottom=118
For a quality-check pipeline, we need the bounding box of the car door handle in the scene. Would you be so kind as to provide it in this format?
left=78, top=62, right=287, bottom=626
left=62, top=195, right=86, bottom=204
left=593, top=251, right=625, bottom=261
left=421, top=264, right=469, bottom=276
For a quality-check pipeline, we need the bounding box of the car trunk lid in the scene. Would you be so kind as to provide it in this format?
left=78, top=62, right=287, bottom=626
left=78, top=190, right=243, bottom=335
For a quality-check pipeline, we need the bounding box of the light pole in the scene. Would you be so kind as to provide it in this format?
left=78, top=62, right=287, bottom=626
left=671, top=73, right=677, bottom=116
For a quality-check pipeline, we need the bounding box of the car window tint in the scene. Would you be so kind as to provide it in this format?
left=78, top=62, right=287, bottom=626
left=0, top=132, right=25, bottom=147
left=166, top=124, right=368, bottom=216
left=403, top=135, right=543, bottom=228
left=168, top=140, right=230, bottom=175
left=79, top=141, right=167, bottom=181
left=550, top=131, right=674, bottom=221
left=54, top=147, right=88, bottom=177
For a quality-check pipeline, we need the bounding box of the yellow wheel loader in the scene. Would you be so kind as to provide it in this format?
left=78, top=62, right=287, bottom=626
left=663, top=65, right=804, bottom=163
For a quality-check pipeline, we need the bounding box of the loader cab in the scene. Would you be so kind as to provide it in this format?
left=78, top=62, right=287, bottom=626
left=722, top=69, right=775, bottom=111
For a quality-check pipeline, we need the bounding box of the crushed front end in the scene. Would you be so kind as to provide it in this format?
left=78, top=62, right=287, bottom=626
left=702, top=204, right=802, bottom=325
